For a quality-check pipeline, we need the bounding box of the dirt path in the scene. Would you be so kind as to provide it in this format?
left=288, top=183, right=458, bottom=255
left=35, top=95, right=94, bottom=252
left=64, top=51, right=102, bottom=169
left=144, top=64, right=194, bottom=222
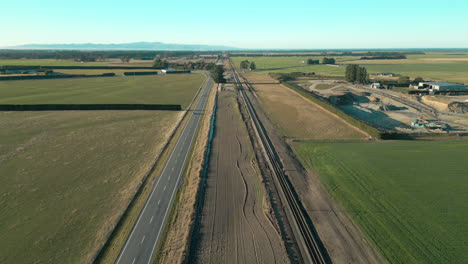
left=193, top=91, right=290, bottom=264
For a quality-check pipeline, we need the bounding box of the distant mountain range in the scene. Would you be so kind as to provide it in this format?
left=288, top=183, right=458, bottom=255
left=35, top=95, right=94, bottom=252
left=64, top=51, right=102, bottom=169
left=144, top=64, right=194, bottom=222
left=7, top=41, right=239, bottom=51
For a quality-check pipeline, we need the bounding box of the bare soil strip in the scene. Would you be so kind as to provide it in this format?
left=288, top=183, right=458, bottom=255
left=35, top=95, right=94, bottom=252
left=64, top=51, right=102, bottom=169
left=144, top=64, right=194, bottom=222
left=192, top=90, right=290, bottom=264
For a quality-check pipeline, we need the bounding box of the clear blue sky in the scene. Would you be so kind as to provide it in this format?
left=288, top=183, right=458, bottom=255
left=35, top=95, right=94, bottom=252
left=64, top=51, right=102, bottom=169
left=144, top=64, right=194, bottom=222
left=2, top=0, right=467, bottom=49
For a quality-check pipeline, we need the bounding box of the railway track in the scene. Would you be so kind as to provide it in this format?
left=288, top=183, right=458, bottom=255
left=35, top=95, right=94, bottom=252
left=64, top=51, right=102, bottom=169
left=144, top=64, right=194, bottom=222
left=229, top=59, right=330, bottom=264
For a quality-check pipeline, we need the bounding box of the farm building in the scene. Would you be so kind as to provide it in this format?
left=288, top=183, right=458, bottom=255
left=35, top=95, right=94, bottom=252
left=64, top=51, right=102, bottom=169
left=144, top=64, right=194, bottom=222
left=414, top=82, right=468, bottom=92
left=375, top=72, right=398, bottom=77
left=161, top=68, right=191, bottom=74
left=371, top=82, right=382, bottom=89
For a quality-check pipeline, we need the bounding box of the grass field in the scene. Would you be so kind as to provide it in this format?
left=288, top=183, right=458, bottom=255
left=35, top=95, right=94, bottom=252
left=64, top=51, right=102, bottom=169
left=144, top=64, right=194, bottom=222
left=231, top=56, right=358, bottom=70
left=364, top=63, right=468, bottom=84
left=0, top=110, right=182, bottom=264
left=294, top=140, right=468, bottom=264
left=0, top=59, right=108, bottom=67
left=57, top=69, right=160, bottom=75
left=231, top=53, right=468, bottom=83
left=245, top=74, right=366, bottom=141
left=0, top=74, right=205, bottom=108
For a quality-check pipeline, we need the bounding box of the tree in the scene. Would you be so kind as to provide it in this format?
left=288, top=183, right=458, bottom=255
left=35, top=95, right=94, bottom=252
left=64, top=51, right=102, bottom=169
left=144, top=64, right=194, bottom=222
left=153, top=59, right=169, bottom=68
left=356, top=66, right=368, bottom=84
left=307, top=59, right=319, bottom=65
left=345, top=64, right=359, bottom=82
left=413, top=76, right=424, bottom=83
left=249, top=62, right=256, bottom=71
left=211, top=65, right=226, bottom=83
left=345, top=64, right=368, bottom=84
left=240, top=60, right=250, bottom=70
left=321, top=57, right=336, bottom=64
left=398, top=76, right=411, bottom=84
left=120, top=56, right=132, bottom=63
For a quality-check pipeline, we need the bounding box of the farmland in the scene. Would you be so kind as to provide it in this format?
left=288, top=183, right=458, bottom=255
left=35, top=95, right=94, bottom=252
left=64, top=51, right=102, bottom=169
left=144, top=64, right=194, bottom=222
left=232, top=53, right=468, bottom=84
left=293, top=140, right=468, bottom=264
left=244, top=74, right=366, bottom=141
left=0, top=110, right=183, bottom=264
left=0, top=59, right=108, bottom=67
left=0, top=74, right=205, bottom=108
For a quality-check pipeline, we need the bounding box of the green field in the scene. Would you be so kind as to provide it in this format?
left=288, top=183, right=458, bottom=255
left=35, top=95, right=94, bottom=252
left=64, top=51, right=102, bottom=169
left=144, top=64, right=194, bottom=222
left=0, top=110, right=181, bottom=264
left=407, top=52, right=468, bottom=59
left=0, top=59, right=108, bottom=67
left=231, top=56, right=358, bottom=70
left=294, top=140, right=468, bottom=264
left=232, top=54, right=468, bottom=84
left=0, top=74, right=205, bottom=108
left=364, top=63, right=468, bottom=84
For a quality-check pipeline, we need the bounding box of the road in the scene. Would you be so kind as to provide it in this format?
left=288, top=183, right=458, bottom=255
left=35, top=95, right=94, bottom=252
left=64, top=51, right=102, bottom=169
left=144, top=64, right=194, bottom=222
left=116, top=73, right=213, bottom=264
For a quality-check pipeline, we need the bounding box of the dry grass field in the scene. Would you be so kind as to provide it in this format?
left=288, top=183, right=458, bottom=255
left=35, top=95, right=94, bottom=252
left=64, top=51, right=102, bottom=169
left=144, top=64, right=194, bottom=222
left=0, top=74, right=205, bottom=109
left=245, top=74, right=367, bottom=141
left=0, top=110, right=182, bottom=264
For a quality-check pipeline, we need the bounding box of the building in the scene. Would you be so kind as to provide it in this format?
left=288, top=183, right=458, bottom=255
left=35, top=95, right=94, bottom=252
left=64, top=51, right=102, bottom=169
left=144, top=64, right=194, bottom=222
left=160, top=68, right=177, bottom=74
left=371, top=82, right=382, bottom=89
left=375, top=72, right=398, bottom=77
left=414, top=82, right=468, bottom=92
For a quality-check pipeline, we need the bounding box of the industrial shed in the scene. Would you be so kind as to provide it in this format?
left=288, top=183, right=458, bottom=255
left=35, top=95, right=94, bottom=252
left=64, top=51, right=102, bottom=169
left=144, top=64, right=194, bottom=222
left=414, top=82, right=468, bottom=91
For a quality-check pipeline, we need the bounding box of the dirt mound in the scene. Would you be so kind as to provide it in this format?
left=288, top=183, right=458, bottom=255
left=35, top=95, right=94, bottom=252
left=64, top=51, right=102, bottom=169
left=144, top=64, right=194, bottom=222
left=328, top=92, right=370, bottom=105
left=448, top=102, right=468, bottom=113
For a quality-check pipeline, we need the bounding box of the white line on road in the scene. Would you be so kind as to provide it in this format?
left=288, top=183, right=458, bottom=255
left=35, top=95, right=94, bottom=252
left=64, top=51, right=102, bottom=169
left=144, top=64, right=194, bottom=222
left=141, top=235, right=146, bottom=244
left=150, top=216, right=154, bottom=223
left=163, top=185, right=166, bottom=191
left=132, top=258, right=136, bottom=264
left=158, top=200, right=161, bottom=205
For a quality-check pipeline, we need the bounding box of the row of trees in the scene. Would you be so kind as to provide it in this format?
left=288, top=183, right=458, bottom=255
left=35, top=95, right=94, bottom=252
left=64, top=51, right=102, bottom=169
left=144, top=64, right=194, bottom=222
left=211, top=65, right=226, bottom=83
left=321, top=57, right=336, bottom=64
left=307, top=57, right=336, bottom=64
left=306, top=59, right=320, bottom=64
left=345, top=64, right=368, bottom=84
left=239, top=60, right=256, bottom=70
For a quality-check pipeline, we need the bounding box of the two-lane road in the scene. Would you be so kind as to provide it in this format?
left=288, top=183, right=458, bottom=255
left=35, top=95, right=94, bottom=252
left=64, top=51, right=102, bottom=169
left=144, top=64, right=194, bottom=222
left=116, top=73, right=213, bottom=264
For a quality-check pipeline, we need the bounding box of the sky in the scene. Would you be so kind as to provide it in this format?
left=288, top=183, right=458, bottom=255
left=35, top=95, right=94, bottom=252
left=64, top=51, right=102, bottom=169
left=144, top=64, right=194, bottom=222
left=1, top=0, right=467, bottom=49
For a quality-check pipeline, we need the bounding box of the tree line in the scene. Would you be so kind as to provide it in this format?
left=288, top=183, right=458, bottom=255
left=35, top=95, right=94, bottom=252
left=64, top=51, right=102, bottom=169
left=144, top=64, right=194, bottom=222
left=345, top=64, right=368, bottom=84
left=239, top=60, right=256, bottom=70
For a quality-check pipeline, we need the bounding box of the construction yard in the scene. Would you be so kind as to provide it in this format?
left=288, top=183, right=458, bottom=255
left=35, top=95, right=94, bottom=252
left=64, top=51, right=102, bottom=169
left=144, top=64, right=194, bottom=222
left=293, top=79, right=468, bottom=134
left=0, top=110, right=182, bottom=264
left=191, top=90, right=290, bottom=263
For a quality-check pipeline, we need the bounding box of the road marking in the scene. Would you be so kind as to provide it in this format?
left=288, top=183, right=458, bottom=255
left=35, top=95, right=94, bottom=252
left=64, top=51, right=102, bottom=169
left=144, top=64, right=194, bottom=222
left=171, top=167, right=175, bottom=171
left=150, top=216, right=154, bottom=223
left=158, top=200, right=161, bottom=205
left=132, top=258, right=136, bottom=264
left=163, top=185, right=166, bottom=191
left=141, top=235, right=146, bottom=244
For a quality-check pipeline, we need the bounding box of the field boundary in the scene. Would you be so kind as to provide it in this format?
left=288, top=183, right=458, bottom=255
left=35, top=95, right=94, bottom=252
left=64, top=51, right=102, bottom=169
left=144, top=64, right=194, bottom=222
left=0, top=104, right=181, bottom=111
left=92, top=73, right=208, bottom=264
left=281, top=81, right=395, bottom=139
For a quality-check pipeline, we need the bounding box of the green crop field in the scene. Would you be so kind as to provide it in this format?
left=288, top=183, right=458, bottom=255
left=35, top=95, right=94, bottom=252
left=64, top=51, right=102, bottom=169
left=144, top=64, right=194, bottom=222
left=231, top=53, right=468, bottom=83
left=407, top=52, right=468, bottom=59
left=293, top=140, right=468, bottom=264
left=363, top=63, right=468, bottom=84
left=0, top=59, right=108, bottom=67
left=0, top=74, right=205, bottom=108
left=0, top=110, right=182, bottom=264
left=231, top=56, right=358, bottom=70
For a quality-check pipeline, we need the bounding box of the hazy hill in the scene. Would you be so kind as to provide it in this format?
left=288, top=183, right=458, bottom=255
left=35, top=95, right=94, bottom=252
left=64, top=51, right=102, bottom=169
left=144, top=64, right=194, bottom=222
left=8, top=41, right=238, bottom=51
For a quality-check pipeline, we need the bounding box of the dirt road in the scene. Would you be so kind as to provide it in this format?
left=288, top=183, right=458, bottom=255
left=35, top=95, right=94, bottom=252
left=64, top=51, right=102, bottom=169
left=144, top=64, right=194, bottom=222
left=192, top=90, right=290, bottom=264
